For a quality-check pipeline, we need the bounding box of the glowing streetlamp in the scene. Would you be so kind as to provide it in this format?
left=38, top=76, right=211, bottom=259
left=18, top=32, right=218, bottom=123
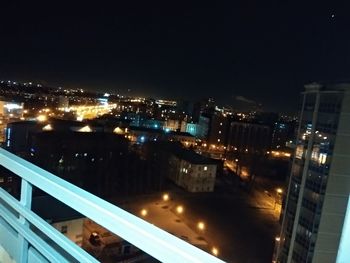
left=211, top=247, right=219, bottom=256
left=140, top=209, right=148, bottom=217
left=274, top=188, right=283, bottom=209
left=162, top=193, right=169, bottom=201
left=176, top=205, right=184, bottom=214
left=197, top=221, right=205, bottom=231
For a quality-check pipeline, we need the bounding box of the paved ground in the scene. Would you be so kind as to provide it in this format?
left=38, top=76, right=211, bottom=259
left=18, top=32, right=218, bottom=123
left=170, top=184, right=280, bottom=262
left=118, top=196, right=208, bottom=248
left=110, top=172, right=282, bottom=263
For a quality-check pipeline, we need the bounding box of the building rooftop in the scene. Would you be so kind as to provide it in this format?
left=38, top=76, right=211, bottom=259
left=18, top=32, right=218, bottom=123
left=304, top=82, right=350, bottom=92
left=147, top=141, right=216, bottom=165
left=130, top=126, right=194, bottom=137
left=32, top=195, right=83, bottom=223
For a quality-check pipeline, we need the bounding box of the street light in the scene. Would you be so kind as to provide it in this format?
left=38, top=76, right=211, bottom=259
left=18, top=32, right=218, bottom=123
left=140, top=209, right=148, bottom=217
left=176, top=205, right=184, bottom=214
left=197, top=221, right=205, bottom=231
left=235, top=159, right=239, bottom=176
left=162, top=193, right=169, bottom=201
left=211, top=247, right=219, bottom=256
left=274, top=188, right=283, bottom=210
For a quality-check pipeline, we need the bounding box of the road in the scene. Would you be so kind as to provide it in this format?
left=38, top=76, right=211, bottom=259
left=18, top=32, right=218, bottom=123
left=169, top=179, right=281, bottom=263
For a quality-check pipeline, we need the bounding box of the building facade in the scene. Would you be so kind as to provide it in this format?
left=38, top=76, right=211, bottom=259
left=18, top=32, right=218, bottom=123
left=276, top=83, right=350, bottom=263
left=167, top=147, right=217, bottom=192
left=227, top=121, right=271, bottom=154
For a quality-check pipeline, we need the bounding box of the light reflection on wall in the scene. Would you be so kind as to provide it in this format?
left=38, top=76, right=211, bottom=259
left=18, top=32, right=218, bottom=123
left=336, top=196, right=350, bottom=263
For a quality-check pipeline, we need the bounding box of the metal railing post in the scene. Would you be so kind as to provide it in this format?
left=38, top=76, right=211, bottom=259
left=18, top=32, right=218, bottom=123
left=18, top=179, right=32, bottom=263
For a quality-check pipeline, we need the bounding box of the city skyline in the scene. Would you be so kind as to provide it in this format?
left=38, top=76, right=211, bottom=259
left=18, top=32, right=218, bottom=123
left=1, top=1, right=350, bottom=112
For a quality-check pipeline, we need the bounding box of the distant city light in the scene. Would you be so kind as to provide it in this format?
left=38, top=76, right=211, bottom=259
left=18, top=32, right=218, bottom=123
left=113, top=127, right=124, bottom=134
left=78, top=125, right=92, bottom=132
left=42, top=124, right=53, bottom=131
left=37, top=115, right=47, bottom=122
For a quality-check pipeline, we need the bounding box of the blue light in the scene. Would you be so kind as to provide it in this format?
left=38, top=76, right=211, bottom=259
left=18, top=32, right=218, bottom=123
left=7, top=128, right=11, bottom=140
left=140, top=136, right=145, bottom=142
left=154, top=124, right=158, bottom=129
left=165, top=128, right=170, bottom=133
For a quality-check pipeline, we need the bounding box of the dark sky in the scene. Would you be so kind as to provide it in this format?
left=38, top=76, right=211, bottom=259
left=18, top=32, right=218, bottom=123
left=1, top=1, right=349, bottom=112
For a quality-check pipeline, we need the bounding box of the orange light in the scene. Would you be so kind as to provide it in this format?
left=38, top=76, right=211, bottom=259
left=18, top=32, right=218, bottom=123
left=176, top=205, right=184, bottom=214
left=162, top=193, right=169, bottom=201
left=197, top=221, right=205, bottom=231
left=140, top=209, right=148, bottom=217
left=211, top=247, right=219, bottom=256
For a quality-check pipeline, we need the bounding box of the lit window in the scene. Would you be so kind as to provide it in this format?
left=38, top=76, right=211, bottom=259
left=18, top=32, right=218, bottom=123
left=296, top=145, right=304, bottom=159
left=204, top=166, right=208, bottom=171
left=319, top=153, right=327, bottom=165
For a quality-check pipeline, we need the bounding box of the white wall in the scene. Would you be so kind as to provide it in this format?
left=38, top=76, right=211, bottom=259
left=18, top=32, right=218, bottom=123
left=52, top=218, right=84, bottom=246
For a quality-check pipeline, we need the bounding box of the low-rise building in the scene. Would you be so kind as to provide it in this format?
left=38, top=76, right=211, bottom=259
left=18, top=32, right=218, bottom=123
left=168, top=150, right=217, bottom=192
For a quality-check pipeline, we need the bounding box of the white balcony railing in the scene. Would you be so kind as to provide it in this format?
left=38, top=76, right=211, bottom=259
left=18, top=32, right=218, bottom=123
left=0, top=148, right=225, bottom=263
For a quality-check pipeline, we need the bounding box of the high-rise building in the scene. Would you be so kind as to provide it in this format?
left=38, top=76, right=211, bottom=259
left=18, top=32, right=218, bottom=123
left=275, top=83, right=350, bottom=263
left=227, top=121, right=271, bottom=154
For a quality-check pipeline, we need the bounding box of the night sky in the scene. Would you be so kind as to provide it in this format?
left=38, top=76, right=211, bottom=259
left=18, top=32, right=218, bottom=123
left=1, top=1, right=350, bottom=112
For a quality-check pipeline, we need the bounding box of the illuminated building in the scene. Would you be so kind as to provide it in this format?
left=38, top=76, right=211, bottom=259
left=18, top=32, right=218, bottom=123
left=276, top=83, right=350, bottom=263
left=144, top=142, right=217, bottom=192
left=0, top=100, right=24, bottom=142
left=58, top=95, right=69, bottom=109
left=168, top=145, right=217, bottom=192
left=186, top=122, right=199, bottom=136
left=0, top=101, right=24, bottom=118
